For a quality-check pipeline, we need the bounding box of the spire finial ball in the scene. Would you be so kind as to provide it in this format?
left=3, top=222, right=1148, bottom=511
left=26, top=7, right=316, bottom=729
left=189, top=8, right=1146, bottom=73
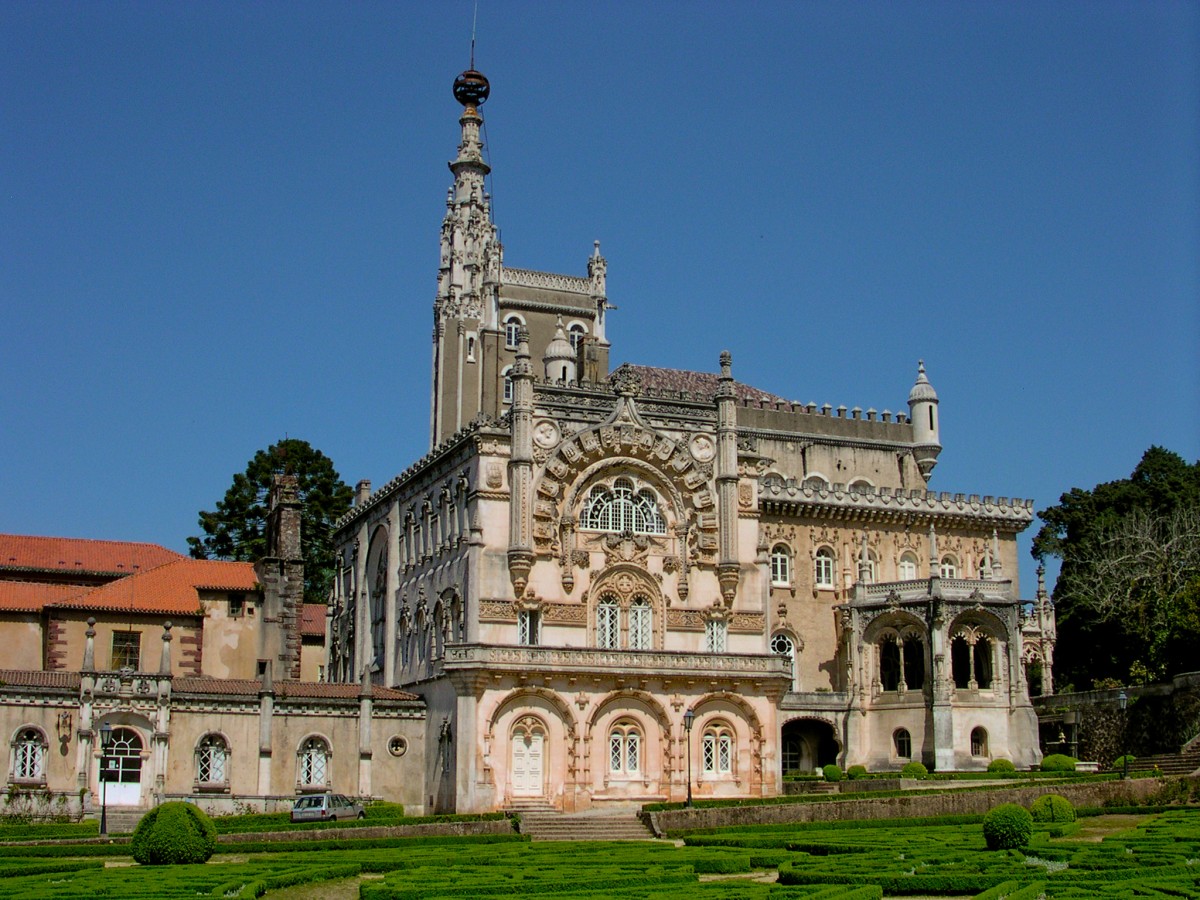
left=453, top=69, right=490, bottom=108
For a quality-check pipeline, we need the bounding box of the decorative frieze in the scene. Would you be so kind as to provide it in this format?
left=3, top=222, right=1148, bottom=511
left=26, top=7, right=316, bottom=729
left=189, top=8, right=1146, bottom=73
left=443, top=643, right=792, bottom=680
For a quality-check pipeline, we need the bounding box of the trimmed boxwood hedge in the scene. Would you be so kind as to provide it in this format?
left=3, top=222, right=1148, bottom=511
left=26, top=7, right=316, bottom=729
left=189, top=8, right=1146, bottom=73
left=822, top=764, right=843, bottom=782
left=1029, top=793, right=1075, bottom=823
left=1039, top=753, right=1077, bottom=772
left=982, top=803, right=1033, bottom=850
left=900, top=761, right=928, bottom=778
left=986, top=758, right=1016, bottom=774
left=130, top=801, right=217, bottom=865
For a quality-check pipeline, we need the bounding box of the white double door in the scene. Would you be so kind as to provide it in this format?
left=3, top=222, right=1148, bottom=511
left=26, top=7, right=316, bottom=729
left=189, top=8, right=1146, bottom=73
left=511, top=729, right=544, bottom=797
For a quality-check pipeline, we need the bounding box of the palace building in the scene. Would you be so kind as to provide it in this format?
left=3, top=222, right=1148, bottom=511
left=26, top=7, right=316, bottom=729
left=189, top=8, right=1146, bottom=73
left=326, top=68, right=1056, bottom=813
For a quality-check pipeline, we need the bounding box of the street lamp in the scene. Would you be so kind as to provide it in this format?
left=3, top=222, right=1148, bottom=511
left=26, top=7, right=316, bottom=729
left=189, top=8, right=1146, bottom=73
left=682, top=708, right=695, bottom=809
left=99, top=722, right=112, bottom=837
left=1118, top=689, right=1129, bottom=780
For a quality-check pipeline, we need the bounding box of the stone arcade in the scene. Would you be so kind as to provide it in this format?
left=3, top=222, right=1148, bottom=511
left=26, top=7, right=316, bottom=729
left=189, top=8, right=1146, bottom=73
left=326, top=68, right=1055, bottom=813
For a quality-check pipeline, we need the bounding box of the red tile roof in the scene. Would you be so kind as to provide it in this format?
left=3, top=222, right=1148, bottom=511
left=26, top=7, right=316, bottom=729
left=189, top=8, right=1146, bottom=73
left=53, top=559, right=259, bottom=616
left=173, top=677, right=418, bottom=702
left=300, top=603, right=327, bottom=637
left=626, top=365, right=790, bottom=405
left=0, top=534, right=183, bottom=578
left=0, top=581, right=87, bottom=612
left=0, top=669, right=81, bottom=690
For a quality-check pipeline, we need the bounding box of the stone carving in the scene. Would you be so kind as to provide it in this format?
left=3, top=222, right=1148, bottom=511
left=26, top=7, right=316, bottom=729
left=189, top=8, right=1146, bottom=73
left=486, top=463, right=503, bottom=489
left=533, top=420, right=560, bottom=449
left=689, top=433, right=715, bottom=463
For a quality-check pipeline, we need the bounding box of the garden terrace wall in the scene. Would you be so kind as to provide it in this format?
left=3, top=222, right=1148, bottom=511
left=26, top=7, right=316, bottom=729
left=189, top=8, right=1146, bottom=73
left=648, top=777, right=1159, bottom=834
left=217, top=818, right=514, bottom=843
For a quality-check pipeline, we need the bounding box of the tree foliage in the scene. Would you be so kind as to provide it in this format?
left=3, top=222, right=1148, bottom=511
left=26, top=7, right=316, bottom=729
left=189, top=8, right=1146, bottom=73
left=188, top=439, right=354, bottom=604
left=1033, top=447, right=1200, bottom=689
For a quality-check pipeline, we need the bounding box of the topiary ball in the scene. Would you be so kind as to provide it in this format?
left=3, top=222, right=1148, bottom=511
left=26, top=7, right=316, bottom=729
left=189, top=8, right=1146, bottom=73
left=1040, top=753, right=1077, bottom=772
left=847, top=765, right=868, bottom=780
left=983, top=803, right=1034, bottom=850
left=987, top=758, right=1016, bottom=774
left=1112, top=754, right=1136, bottom=772
left=131, top=801, right=217, bottom=865
left=901, top=761, right=928, bottom=778
left=1030, top=793, right=1076, bottom=823
left=822, top=764, right=843, bottom=782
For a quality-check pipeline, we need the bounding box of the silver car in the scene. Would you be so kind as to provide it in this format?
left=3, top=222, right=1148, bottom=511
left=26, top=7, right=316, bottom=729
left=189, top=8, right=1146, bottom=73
left=290, top=792, right=365, bottom=823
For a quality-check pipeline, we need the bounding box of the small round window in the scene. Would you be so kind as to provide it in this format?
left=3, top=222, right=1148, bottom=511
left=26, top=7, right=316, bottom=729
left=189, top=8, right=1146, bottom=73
left=387, top=736, right=408, bottom=757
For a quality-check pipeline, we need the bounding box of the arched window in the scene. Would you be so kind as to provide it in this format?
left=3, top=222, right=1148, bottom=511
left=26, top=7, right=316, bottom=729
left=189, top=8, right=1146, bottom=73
left=880, top=638, right=902, bottom=691
left=860, top=549, right=879, bottom=584
left=939, top=555, right=958, bottom=579
left=503, top=316, right=522, bottom=349
left=814, top=547, right=836, bottom=589
left=898, top=551, right=919, bottom=580
left=596, top=597, right=620, bottom=649
left=771, top=632, right=795, bottom=667
left=580, top=478, right=667, bottom=535
left=703, top=723, right=735, bottom=775
left=501, top=366, right=514, bottom=403
left=971, top=727, right=988, bottom=757
left=951, top=633, right=994, bottom=690
left=568, top=322, right=587, bottom=353
left=894, top=728, right=912, bottom=759
left=903, top=636, right=926, bottom=689
left=609, top=721, right=641, bottom=776
left=12, top=728, right=47, bottom=782
left=770, top=544, right=791, bottom=587
left=705, top=618, right=727, bottom=653
left=298, top=737, right=330, bottom=789
left=628, top=597, right=652, bottom=650
left=196, top=734, right=229, bottom=786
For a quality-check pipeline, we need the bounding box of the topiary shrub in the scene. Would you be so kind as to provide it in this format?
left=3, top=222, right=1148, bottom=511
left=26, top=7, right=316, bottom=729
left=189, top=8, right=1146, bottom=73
left=847, top=765, right=868, bottom=780
left=1030, top=793, right=1075, bottom=823
left=982, top=802, right=1033, bottom=850
left=1040, top=754, right=1077, bottom=773
left=131, top=802, right=217, bottom=865
left=987, top=758, right=1016, bottom=775
left=822, top=764, right=843, bottom=782
left=901, top=761, right=928, bottom=778
left=1112, top=754, right=1136, bottom=772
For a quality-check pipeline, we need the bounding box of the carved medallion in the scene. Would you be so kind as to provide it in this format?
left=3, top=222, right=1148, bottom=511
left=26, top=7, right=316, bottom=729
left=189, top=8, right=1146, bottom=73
left=690, top=433, right=716, bottom=463
left=533, top=420, right=560, bottom=449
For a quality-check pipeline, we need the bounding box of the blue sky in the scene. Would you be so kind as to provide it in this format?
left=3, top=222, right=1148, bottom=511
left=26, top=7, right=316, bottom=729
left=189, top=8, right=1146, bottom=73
left=2, top=1, right=1197, bottom=597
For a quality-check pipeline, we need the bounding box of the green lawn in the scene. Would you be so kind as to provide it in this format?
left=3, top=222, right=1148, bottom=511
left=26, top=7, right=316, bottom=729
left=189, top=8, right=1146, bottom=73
left=3, top=808, right=1200, bottom=898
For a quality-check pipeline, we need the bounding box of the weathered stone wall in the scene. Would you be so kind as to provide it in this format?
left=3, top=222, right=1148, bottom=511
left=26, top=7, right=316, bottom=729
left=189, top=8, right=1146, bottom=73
left=217, top=817, right=515, bottom=842
left=649, top=777, right=1160, bottom=833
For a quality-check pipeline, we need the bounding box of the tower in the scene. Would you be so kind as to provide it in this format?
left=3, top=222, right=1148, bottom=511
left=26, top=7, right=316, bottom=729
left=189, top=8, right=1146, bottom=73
left=907, top=360, right=942, bottom=481
left=430, top=68, right=502, bottom=447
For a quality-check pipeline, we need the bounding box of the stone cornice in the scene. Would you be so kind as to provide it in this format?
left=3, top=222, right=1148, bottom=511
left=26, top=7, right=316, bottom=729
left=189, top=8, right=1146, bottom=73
left=502, top=267, right=591, bottom=295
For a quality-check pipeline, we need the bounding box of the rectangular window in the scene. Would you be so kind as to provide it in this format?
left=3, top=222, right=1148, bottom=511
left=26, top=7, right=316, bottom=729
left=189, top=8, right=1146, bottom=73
left=228, top=593, right=245, bottom=617
left=111, top=631, right=141, bottom=670
left=705, top=619, right=727, bottom=654
left=517, top=610, right=540, bottom=646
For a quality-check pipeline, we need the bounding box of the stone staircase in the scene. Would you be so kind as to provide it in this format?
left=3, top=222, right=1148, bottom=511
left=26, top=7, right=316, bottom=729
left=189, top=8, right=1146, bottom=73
left=1127, top=746, right=1200, bottom=777
left=97, top=807, right=146, bottom=835
left=506, top=801, right=656, bottom=841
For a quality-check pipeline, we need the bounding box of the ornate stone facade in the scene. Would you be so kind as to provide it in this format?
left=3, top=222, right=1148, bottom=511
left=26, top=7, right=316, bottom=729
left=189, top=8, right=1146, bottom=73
left=328, top=68, right=1054, bottom=813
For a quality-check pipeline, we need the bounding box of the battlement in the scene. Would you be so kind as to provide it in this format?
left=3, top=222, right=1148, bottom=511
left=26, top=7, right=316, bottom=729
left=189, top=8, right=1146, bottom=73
left=502, top=266, right=592, bottom=295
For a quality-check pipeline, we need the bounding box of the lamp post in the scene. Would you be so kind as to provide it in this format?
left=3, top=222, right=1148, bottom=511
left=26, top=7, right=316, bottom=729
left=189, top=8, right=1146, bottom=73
left=1118, top=689, right=1129, bottom=780
left=682, top=708, right=695, bottom=809
left=99, top=722, right=112, bottom=837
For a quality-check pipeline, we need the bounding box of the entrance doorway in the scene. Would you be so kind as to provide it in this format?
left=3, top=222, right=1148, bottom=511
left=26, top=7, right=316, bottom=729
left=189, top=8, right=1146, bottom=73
left=103, top=727, right=144, bottom=806
left=510, top=722, right=545, bottom=797
left=780, top=719, right=839, bottom=775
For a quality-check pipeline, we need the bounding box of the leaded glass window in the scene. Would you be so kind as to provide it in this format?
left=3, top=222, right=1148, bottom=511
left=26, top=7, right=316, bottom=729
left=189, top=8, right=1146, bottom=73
left=299, top=737, right=330, bottom=787
left=705, top=619, right=727, bottom=653
left=13, top=728, right=46, bottom=781
left=597, top=597, right=620, bottom=649
left=702, top=724, right=734, bottom=775
left=608, top=722, right=641, bottom=776
left=196, top=734, right=228, bottom=784
left=517, top=610, right=540, bottom=646
left=580, top=478, right=666, bottom=535
left=628, top=598, right=651, bottom=650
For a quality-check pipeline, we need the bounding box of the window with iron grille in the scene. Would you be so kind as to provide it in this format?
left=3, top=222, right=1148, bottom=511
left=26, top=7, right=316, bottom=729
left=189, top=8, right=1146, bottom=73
left=628, top=598, right=651, bottom=650
left=13, top=728, right=46, bottom=781
left=196, top=734, right=228, bottom=785
left=597, top=598, right=620, bottom=649
left=299, top=737, right=330, bottom=787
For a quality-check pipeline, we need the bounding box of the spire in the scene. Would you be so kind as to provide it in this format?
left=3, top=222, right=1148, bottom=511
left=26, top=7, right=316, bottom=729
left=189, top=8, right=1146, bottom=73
left=908, top=360, right=942, bottom=482
left=543, top=317, right=576, bottom=382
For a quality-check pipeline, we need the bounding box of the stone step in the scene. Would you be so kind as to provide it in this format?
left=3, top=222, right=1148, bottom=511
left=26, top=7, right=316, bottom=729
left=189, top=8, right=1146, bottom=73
left=95, top=807, right=146, bottom=835
left=514, top=811, right=655, bottom=842
left=1129, top=750, right=1200, bottom=776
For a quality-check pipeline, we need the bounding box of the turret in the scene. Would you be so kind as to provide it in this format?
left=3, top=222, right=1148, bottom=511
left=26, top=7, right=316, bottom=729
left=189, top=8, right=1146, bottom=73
left=542, top=317, right=576, bottom=382
left=907, top=360, right=941, bottom=482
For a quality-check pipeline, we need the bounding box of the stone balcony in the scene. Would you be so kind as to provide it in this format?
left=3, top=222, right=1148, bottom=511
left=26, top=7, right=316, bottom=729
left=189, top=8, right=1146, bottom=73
left=855, top=577, right=1016, bottom=605
left=779, top=690, right=852, bottom=711
left=442, top=643, right=792, bottom=683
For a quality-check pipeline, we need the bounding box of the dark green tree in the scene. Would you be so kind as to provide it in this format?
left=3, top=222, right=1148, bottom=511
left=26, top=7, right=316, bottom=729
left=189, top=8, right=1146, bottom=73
left=1033, top=447, right=1200, bottom=689
left=188, top=439, right=354, bottom=604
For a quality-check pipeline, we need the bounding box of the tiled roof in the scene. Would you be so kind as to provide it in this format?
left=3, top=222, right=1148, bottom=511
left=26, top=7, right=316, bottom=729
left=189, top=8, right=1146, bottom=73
left=300, top=603, right=327, bottom=637
left=625, top=365, right=790, bottom=405
left=0, top=534, right=183, bottom=578
left=173, top=677, right=418, bottom=702
left=0, top=580, right=87, bottom=612
left=52, top=559, right=258, bottom=616
left=0, top=669, right=80, bottom=690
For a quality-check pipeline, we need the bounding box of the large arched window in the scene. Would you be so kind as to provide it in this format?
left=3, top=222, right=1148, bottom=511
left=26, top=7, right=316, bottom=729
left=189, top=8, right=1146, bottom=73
left=608, top=721, right=641, bottom=777
left=580, top=478, right=666, bottom=534
left=298, top=737, right=330, bottom=789
left=894, top=728, right=912, bottom=760
left=898, top=551, right=919, bottom=581
left=503, top=316, right=522, bottom=349
left=628, top=598, right=652, bottom=650
left=196, top=734, right=229, bottom=786
left=814, top=547, right=836, bottom=589
left=596, top=597, right=620, bottom=649
left=702, top=722, right=735, bottom=775
left=770, top=544, right=791, bottom=587
left=12, top=727, right=47, bottom=782
left=951, top=631, right=994, bottom=690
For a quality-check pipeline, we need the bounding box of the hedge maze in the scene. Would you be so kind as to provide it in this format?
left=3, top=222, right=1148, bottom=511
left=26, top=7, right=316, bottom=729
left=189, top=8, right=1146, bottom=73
left=1, top=807, right=1200, bottom=898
